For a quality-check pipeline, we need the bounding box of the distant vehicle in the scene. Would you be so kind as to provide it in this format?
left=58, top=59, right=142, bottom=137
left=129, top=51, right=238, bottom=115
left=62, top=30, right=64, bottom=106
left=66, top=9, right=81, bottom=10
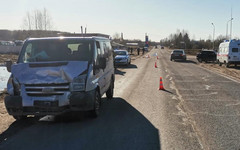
left=5, top=36, right=115, bottom=120
left=14, top=40, right=24, bottom=46
left=161, top=46, right=164, bottom=49
left=170, top=49, right=186, bottom=61
left=217, top=40, right=240, bottom=67
left=196, top=50, right=216, bottom=63
left=144, top=47, right=149, bottom=51
left=0, top=41, right=15, bottom=46
left=114, top=50, right=131, bottom=66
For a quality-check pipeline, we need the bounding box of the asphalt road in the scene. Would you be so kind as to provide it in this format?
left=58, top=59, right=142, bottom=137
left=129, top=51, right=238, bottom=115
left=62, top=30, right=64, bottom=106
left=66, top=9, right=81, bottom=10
left=1, top=47, right=240, bottom=150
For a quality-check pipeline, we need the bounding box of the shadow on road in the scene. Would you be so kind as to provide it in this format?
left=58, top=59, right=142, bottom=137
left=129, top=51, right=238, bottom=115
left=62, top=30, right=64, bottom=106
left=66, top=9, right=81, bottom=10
left=114, top=68, right=126, bottom=76
left=0, top=97, right=161, bottom=150
left=116, top=64, right=138, bottom=69
left=161, top=89, right=174, bottom=95
left=173, top=60, right=197, bottom=64
left=115, top=64, right=138, bottom=76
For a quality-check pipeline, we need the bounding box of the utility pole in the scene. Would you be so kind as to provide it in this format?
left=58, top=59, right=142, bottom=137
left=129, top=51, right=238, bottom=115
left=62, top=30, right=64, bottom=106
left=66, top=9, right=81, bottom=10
left=226, top=18, right=233, bottom=40
left=230, top=7, right=233, bottom=40
left=211, top=23, right=215, bottom=50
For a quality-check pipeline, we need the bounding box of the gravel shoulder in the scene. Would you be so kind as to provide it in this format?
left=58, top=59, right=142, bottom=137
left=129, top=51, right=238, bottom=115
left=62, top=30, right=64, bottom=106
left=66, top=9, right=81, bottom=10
left=187, top=55, right=240, bottom=82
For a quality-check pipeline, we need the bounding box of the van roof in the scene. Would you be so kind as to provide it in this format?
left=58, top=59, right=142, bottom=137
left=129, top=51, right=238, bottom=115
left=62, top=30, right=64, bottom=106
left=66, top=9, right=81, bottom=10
left=26, top=36, right=109, bottom=41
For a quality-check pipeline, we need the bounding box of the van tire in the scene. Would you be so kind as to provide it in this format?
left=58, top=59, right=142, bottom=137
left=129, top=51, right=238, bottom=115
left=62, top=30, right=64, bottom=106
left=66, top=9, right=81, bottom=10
left=90, top=90, right=101, bottom=118
left=198, top=58, right=202, bottom=63
left=106, top=79, right=114, bottom=99
left=225, top=62, right=230, bottom=68
left=219, top=61, right=222, bottom=66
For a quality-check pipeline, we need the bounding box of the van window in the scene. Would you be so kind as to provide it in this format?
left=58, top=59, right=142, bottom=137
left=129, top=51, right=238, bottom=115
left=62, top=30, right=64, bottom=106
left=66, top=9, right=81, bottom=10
left=19, top=39, right=94, bottom=63
left=96, top=41, right=101, bottom=55
left=232, top=48, right=238, bottom=53
left=103, top=42, right=109, bottom=57
left=106, top=42, right=113, bottom=57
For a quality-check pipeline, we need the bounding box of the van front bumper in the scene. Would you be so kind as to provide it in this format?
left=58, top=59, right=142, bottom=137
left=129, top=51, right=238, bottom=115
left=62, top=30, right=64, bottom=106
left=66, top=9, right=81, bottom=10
left=4, top=90, right=95, bottom=116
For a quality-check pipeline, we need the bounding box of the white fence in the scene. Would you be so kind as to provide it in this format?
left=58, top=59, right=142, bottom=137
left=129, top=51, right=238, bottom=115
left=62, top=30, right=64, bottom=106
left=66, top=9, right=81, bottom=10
left=0, top=46, right=22, bottom=54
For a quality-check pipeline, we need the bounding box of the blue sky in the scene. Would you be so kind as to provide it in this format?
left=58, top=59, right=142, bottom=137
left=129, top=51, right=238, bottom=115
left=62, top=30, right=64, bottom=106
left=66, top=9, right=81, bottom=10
left=0, top=0, right=239, bottom=41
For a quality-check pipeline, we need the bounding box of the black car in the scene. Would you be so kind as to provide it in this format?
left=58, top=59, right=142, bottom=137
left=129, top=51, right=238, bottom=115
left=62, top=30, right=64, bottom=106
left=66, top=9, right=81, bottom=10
left=170, top=49, right=186, bottom=61
left=196, top=50, right=216, bottom=63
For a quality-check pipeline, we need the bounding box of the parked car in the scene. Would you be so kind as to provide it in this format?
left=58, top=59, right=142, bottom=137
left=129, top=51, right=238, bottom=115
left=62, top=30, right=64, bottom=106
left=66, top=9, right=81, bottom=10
left=196, top=50, right=216, bottom=63
left=170, top=49, right=186, bottom=61
left=217, top=39, right=240, bottom=67
left=5, top=36, right=115, bottom=120
left=114, top=50, right=131, bottom=66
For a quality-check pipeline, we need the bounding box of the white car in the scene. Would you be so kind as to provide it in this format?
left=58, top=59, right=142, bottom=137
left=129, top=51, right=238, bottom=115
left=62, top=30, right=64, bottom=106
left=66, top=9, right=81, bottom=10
left=114, top=50, right=131, bottom=66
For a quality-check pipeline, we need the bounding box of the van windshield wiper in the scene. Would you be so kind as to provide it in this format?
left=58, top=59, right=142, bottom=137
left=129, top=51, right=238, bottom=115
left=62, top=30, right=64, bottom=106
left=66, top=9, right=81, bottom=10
left=29, top=62, right=68, bottom=68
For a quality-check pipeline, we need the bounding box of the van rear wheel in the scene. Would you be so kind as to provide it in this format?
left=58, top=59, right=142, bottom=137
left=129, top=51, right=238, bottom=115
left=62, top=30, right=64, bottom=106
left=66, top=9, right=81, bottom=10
left=225, top=62, right=230, bottom=68
left=106, top=79, right=114, bottom=99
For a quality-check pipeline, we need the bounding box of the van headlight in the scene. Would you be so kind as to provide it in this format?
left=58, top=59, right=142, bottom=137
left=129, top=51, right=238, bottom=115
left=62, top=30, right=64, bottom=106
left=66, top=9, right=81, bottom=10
left=70, top=74, right=87, bottom=91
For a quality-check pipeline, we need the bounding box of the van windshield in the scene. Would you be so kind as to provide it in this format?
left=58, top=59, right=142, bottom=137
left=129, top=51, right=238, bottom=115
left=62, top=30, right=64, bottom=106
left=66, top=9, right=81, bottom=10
left=18, top=39, right=94, bottom=63
left=115, top=51, right=127, bottom=55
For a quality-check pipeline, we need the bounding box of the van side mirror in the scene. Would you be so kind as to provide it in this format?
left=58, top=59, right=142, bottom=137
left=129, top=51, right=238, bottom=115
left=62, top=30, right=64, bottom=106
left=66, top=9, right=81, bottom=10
left=5, top=60, right=12, bottom=72
left=99, top=57, right=106, bottom=69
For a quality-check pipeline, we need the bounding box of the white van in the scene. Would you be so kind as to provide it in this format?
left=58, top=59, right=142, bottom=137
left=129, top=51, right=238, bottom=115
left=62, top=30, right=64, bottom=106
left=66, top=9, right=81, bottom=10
left=217, top=40, right=240, bottom=67
left=5, top=36, right=115, bottom=120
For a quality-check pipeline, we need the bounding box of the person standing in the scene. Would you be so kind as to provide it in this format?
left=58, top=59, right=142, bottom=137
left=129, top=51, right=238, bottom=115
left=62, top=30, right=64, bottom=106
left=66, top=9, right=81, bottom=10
left=130, top=47, right=133, bottom=54
left=137, top=48, right=140, bottom=55
left=142, top=47, right=145, bottom=55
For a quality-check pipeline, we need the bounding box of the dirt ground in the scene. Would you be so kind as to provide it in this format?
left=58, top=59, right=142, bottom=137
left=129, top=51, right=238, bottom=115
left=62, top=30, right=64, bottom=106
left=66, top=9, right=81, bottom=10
left=0, top=54, right=18, bottom=65
left=187, top=55, right=240, bottom=82
left=199, top=63, right=240, bottom=81
left=0, top=93, right=15, bottom=137
left=0, top=54, right=18, bottom=137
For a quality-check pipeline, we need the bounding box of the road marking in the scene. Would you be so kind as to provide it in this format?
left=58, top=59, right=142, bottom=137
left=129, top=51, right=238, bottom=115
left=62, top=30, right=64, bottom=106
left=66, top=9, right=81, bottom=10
left=189, top=111, right=240, bottom=117
left=182, top=92, right=218, bottom=96
left=226, top=102, right=240, bottom=107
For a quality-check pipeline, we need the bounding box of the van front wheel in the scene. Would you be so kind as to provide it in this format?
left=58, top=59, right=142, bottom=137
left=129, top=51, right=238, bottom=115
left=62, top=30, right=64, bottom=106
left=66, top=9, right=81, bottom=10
left=106, top=79, right=114, bottom=99
left=90, top=90, right=101, bottom=118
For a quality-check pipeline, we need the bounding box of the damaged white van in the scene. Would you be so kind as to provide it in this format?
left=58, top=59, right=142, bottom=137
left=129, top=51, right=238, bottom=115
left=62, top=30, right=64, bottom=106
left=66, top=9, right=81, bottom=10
left=5, top=36, right=115, bottom=120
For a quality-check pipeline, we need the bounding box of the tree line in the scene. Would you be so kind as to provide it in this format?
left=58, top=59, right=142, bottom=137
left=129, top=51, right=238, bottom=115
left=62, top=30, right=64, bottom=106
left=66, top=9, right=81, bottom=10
left=160, top=30, right=226, bottom=50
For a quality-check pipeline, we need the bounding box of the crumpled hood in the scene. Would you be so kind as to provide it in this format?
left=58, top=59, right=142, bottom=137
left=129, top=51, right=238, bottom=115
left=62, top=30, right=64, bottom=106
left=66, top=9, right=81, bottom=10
left=11, top=61, right=88, bottom=84
left=115, top=55, right=127, bottom=59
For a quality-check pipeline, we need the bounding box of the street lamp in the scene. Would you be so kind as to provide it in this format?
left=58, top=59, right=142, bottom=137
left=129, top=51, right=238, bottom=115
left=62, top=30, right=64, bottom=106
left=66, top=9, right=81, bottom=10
left=211, top=23, right=215, bottom=50
left=226, top=18, right=233, bottom=40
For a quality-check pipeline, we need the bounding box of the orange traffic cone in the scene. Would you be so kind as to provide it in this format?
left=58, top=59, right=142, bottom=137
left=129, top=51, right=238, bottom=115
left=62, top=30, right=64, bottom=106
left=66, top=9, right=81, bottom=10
left=155, top=62, right=158, bottom=68
left=159, top=77, right=165, bottom=90
left=148, top=54, right=150, bottom=58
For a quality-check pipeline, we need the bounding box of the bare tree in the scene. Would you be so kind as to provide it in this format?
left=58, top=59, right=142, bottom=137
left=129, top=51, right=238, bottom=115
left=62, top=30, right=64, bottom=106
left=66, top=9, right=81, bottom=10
left=112, top=32, right=120, bottom=40
left=22, top=8, right=53, bottom=30
left=22, top=11, right=33, bottom=30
